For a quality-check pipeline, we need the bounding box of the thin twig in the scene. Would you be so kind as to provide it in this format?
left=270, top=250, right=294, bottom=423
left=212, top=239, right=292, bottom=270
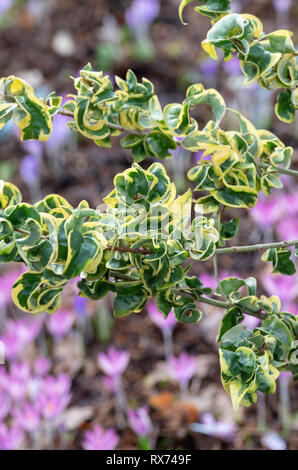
left=213, top=253, right=228, bottom=301
left=259, top=163, right=298, bottom=178
left=216, top=239, right=298, bottom=255
left=14, top=228, right=153, bottom=255
left=106, top=245, right=153, bottom=255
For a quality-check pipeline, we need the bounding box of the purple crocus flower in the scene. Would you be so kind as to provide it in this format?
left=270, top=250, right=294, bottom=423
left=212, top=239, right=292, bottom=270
left=0, top=0, right=13, bottom=17
left=40, top=374, right=71, bottom=420
left=231, top=1, right=241, bottom=13
left=22, top=140, right=43, bottom=158
left=97, top=347, right=130, bottom=377
left=0, top=267, right=25, bottom=309
left=125, top=0, right=160, bottom=31
left=7, top=375, right=27, bottom=401
left=26, top=0, right=48, bottom=21
left=223, top=55, right=241, bottom=76
left=0, top=318, right=42, bottom=359
left=0, top=424, right=24, bottom=450
left=0, top=395, right=11, bottom=420
left=36, top=389, right=71, bottom=420
left=102, top=375, right=119, bottom=393
left=46, top=309, right=75, bottom=338
left=285, top=302, right=298, bottom=316
left=168, top=352, right=197, bottom=387
left=82, top=425, right=119, bottom=450
left=128, top=407, right=153, bottom=436
left=250, top=196, right=282, bottom=228
left=147, top=302, right=176, bottom=331
left=261, top=431, right=287, bottom=450
left=12, top=403, right=40, bottom=433
left=191, top=413, right=237, bottom=441
left=13, top=318, right=42, bottom=343
left=262, top=273, right=298, bottom=303
left=242, top=314, right=260, bottom=331
left=198, top=271, right=241, bottom=293
left=193, top=150, right=212, bottom=163
left=273, top=0, right=292, bottom=13
left=200, top=59, right=219, bottom=78
left=45, top=114, right=72, bottom=154
left=279, top=371, right=292, bottom=380
left=279, top=192, right=298, bottom=216
left=42, top=373, right=71, bottom=396
left=0, top=368, right=8, bottom=390
left=277, top=218, right=298, bottom=241
left=10, top=362, right=31, bottom=381
left=33, top=357, right=51, bottom=376
left=74, top=295, right=90, bottom=319
left=19, top=154, right=41, bottom=187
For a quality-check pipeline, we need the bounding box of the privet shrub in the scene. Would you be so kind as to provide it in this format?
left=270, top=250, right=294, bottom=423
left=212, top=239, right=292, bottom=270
left=0, top=0, right=297, bottom=411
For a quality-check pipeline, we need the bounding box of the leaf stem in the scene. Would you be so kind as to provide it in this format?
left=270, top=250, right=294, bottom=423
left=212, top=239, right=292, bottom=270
left=107, top=273, right=267, bottom=320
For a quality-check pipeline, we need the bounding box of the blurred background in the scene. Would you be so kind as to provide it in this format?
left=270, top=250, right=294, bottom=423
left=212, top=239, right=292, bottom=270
left=0, top=0, right=297, bottom=450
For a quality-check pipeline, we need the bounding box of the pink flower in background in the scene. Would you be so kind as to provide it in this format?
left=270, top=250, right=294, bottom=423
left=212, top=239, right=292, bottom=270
left=12, top=403, right=40, bottom=433
left=0, top=0, right=13, bottom=17
left=193, top=150, right=211, bottom=163
left=168, top=352, right=197, bottom=386
left=42, top=373, right=71, bottom=396
left=7, top=375, right=27, bottom=401
left=0, top=318, right=42, bottom=359
left=198, top=272, right=218, bottom=291
left=0, top=424, right=24, bottom=450
left=147, top=302, right=176, bottom=331
left=231, top=0, right=241, bottom=13
left=200, top=59, right=219, bottom=78
left=33, top=357, right=51, bottom=376
left=191, top=413, right=237, bottom=441
left=128, top=407, right=153, bottom=436
left=45, top=113, right=72, bottom=153
left=125, top=0, right=160, bottom=31
left=0, top=267, right=25, bottom=309
left=10, top=362, right=31, bottom=381
left=82, top=425, right=119, bottom=450
left=223, top=55, right=241, bottom=76
left=279, top=192, right=298, bottom=216
left=284, top=303, right=298, bottom=315
left=277, top=218, right=298, bottom=241
left=0, top=395, right=11, bottom=420
left=242, top=314, right=260, bottom=331
left=250, top=196, right=281, bottom=228
left=19, top=154, right=41, bottom=186
left=73, top=295, right=89, bottom=318
left=262, top=273, right=298, bottom=303
left=273, top=0, right=292, bottom=13
left=26, top=0, right=49, bottom=21
left=13, top=318, right=42, bottom=343
left=46, top=309, right=75, bottom=338
left=198, top=271, right=241, bottom=292
left=261, top=431, right=287, bottom=450
left=35, top=373, right=71, bottom=420
left=22, top=140, right=43, bottom=157
left=279, top=371, right=292, bottom=380
left=37, top=389, right=71, bottom=420
left=98, top=347, right=130, bottom=377
left=102, top=375, right=119, bottom=393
